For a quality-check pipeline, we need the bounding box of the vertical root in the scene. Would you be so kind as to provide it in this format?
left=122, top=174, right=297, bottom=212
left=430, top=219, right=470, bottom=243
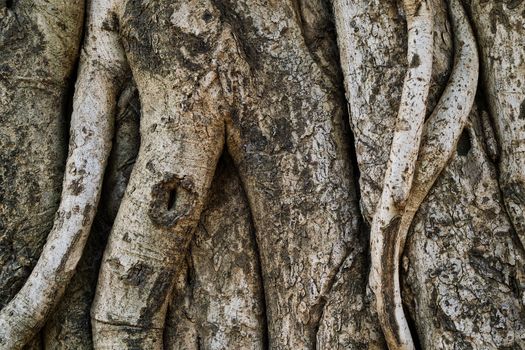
left=0, top=67, right=117, bottom=350
left=389, top=0, right=435, bottom=206
left=370, top=0, right=434, bottom=349
left=402, top=0, right=479, bottom=225
left=0, top=0, right=128, bottom=347
left=370, top=0, right=479, bottom=349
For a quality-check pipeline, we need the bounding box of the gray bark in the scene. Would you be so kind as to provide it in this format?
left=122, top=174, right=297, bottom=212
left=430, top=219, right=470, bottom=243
left=0, top=0, right=84, bottom=309
left=1, top=0, right=524, bottom=349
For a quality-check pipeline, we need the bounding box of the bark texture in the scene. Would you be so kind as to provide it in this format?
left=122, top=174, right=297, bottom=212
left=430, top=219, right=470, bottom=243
left=0, top=1, right=84, bottom=348
left=463, top=0, right=525, bottom=248
left=0, top=0, right=83, bottom=309
left=1, top=0, right=525, bottom=349
left=334, top=0, right=525, bottom=348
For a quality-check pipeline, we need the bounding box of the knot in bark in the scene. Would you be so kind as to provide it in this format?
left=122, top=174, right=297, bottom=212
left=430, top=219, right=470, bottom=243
left=148, top=173, right=197, bottom=229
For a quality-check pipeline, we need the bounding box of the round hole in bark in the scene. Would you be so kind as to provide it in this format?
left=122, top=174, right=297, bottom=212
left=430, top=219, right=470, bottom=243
left=167, top=189, right=177, bottom=211
left=148, top=174, right=196, bottom=228
left=5, top=0, right=13, bottom=8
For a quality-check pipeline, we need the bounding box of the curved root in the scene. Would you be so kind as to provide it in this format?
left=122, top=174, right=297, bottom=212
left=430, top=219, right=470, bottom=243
left=370, top=0, right=479, bottom=349
left=0, top=65, right=118, bottom=350
left=369, top=0, right=434, bottom=349
left=389, top=0, right=435, bottom=207
left=400, top=0, right=479, bottom=240
left=0, top=1, right=127, bottom=347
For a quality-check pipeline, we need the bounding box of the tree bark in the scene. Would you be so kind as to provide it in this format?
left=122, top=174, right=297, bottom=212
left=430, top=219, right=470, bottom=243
left=1, top=0, right=524, bottom=349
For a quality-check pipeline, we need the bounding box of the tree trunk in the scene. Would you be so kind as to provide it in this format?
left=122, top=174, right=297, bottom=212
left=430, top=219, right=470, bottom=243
left=1, top=0, right=524, bottom=349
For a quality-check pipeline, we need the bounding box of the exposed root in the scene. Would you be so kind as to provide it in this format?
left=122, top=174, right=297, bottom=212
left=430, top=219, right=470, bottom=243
left=0, top=1, right=127, bottom=347
left=370, top=0, right=479, bottom=349
left=389, top=0, right=435, bottom=207
left=369, top=0, right=434, bottom=349
left=0, top=66, right=117, bottom=350
left=400, top=0, right=479, bottom=238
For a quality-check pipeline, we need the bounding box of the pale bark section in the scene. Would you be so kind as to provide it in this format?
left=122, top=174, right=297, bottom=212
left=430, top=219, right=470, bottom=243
left=334, top=0, right=525, bottom=348
left=43, top=82, right=140, bottom=350
left=332, top=0, right=408, bottom=224
left=464, top=0, right=525, bottom=248
left=367, top=1, right=434, bottom=348
left=377, top=0, right=479, bottom=347
left=387, top=0, right=434, bottom=206
left=91, top=1, right=229, bottom=348
left=399, top=0, right=479, bottom=262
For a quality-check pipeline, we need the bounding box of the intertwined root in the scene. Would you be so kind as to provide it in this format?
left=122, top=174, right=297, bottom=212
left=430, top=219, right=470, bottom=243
left=369, top=0, right=479, bottom=349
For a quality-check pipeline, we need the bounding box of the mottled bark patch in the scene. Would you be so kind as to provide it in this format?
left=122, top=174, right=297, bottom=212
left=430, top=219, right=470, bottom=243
left=125, top=263, right=154, bottom=287
left=138, top=268, right=175, bottom=327
left=101, top=11, right=119, bottom=32
left=410, top=53, right=421, bottom=68
left=209, top=0, right=263, bottom=70
left=67, top=178, right=85, bottom=196
left=120, top=0, right=222, bottom=77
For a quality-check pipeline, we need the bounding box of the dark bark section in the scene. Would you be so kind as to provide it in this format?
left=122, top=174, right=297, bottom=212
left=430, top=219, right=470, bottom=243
left=212, top=2, right=361, bottom=347
left=0, top=0, right=84, bottom=314
left=165, top=155, right=266, bottom=350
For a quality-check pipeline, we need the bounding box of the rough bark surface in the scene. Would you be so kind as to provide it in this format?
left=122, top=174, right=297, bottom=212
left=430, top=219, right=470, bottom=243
left=0, top=0, right=84, bottom=309
left=463, top=0, right=525, bottom=248
left=334, top=0, right=525, bottom=348
left=1, top=0, right=525, bottom=349
left=165, top=155, right=266, bottom=350
left=43, top=80, right=141, bottom=350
